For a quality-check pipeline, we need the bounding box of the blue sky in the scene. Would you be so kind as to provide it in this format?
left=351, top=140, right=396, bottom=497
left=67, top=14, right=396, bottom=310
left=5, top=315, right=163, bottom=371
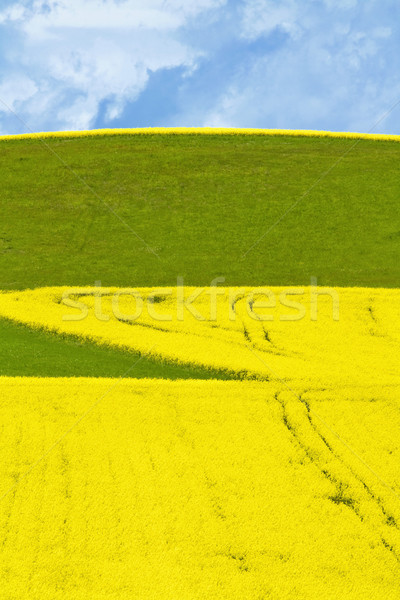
left=0, top=0, right=399, bottom=134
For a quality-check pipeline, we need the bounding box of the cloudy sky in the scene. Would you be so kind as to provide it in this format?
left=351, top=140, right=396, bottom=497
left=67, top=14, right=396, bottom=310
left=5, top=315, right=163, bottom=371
left=0, top=0, right=399, bottom=134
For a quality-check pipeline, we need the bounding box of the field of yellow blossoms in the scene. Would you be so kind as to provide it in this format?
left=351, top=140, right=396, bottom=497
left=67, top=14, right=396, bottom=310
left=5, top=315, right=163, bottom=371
left=1, top=126, right=399, bottom=142
left=0, top=285, right=399, bottom=598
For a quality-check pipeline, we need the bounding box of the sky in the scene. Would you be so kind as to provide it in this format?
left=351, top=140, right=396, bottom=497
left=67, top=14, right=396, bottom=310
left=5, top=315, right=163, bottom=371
left=0, top=0, right=399, bottom=135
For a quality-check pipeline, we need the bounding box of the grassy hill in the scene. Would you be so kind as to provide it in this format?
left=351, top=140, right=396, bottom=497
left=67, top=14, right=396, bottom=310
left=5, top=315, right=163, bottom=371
left=1, top=133, right=399, bottom=290
left=1, top=131, right=399, bottom=377
left=2, top=131, right=400, bottom=598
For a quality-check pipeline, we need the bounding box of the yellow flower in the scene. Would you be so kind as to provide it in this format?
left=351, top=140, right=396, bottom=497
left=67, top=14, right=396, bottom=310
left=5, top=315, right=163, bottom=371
left=0, top=127, right=399, bottom=142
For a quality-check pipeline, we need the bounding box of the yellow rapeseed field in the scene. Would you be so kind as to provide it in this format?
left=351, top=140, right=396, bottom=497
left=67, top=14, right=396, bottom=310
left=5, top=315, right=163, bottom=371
left=0, top=377, right=399, bottom=599
left=0, top=127, right=399, bottom=142
left=1, top=285, right=399, bottom=597
left=0, top=285, right=399, bottom=387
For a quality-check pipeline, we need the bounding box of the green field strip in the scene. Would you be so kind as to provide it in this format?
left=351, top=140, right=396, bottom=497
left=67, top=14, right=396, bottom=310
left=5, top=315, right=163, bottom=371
left=1, top=134, right=399, bottom=290
left=0, top=317, right=239, bottom=380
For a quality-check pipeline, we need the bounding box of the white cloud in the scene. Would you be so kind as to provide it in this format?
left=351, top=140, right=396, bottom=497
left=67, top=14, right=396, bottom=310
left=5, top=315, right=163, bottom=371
left=2, top=0, right=226, bottom=33
left=202, top=0, right=400, bottom=134
left=0, top=3, right=25, bottom=25
left=0, top=0, right=224, bottom=132
left=0, top=74, right=37, bottom=112
left=0, top=0, right=398, bottom=134
left=240, top=0, right=302, bottom=41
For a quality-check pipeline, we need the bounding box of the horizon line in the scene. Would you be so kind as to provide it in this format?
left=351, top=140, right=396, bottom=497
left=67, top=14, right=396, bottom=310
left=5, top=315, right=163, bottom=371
left=0, top=126, right=399, bottom=142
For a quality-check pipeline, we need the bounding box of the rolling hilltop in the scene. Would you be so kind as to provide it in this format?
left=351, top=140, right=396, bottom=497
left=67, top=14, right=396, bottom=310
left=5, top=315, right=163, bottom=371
left=1, top=131, right=399, bottom=378
left=1, top=132, right=399, bottom=290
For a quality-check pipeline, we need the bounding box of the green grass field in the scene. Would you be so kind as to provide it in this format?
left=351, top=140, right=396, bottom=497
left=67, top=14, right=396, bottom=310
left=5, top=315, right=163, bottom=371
left=1, top=133, right=399, bottom=377
left=1, top=134, right=399, bottom=290
left=0, top=317, right=238, bottom=379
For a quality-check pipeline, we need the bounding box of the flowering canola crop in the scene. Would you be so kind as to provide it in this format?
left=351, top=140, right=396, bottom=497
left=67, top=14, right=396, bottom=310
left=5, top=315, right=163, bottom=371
left=0, top=285, right=399, bottom=387
left=0, top=127, right=399, bottom=143
left=0, top=377, right=399, bottom=599
left=0, top=286, right=399, bottom=598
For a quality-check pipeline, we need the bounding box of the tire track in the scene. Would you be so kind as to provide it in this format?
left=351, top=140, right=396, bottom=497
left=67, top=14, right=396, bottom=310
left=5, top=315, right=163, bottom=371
left=275, top=389, right=400, bottom=562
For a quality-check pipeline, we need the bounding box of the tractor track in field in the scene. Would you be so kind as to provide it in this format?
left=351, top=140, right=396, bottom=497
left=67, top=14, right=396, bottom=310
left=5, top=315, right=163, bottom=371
left=274, top=389, right=400, bottom=562
left=366, top=300, right=400, bottom=349
left=232, top=295, right=296, bottom=359
left=299, top=390, right=399, bottom=529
